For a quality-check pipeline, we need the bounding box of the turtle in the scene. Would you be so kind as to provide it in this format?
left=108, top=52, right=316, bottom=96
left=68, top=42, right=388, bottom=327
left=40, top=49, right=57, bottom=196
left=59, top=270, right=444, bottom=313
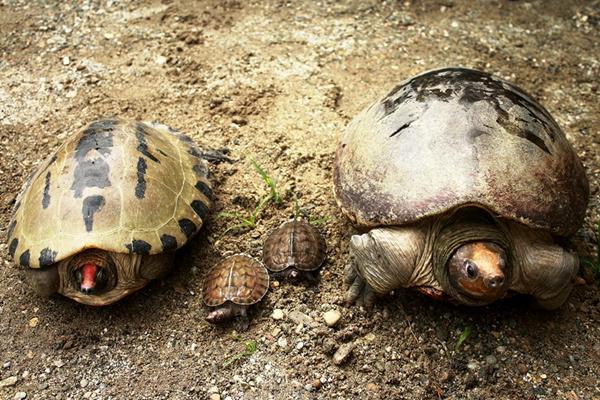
left=202, top=254, right=269, bottom=330
left=333, top=67, right=589, bottom=310
left=262, top=220, right=326, bottom=282
left=6, top=118, right=213, bottom=306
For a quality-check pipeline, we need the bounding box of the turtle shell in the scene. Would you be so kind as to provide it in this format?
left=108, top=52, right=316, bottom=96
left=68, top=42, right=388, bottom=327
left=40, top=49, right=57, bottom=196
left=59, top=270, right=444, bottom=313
left=333, top=68, right=589, bottom=236
left=202, top=254, right=269, bottom=307
left=7, top=119, right=212, bottom=268
left=263, top=220, right=326, bottom=272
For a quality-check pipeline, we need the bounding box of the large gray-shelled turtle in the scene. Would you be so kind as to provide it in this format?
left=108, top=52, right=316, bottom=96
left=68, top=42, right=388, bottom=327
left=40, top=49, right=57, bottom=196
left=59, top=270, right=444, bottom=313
left=7, top=119, right=213, bottom=305
left=333, top=67, right=589, bottom=309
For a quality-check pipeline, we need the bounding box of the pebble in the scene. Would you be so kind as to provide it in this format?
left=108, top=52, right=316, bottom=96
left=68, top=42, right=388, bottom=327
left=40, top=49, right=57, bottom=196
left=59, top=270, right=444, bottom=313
left=323, top=310, right=341, bottom=327
left=62, top=56, right=70, bottom=66
left=296, top=341, right=304, bottom=350
left=467, top=360, right=479, bottom=370
left=289, top=310, right=318, bottom=328
left=14, top=393, right=27, bottom=400
left=209, top=394, right=220, bottom=400
left=517, top=363, right=529, bottom=374
left=155, top=56, right=168, bottom=65
left=0, top=376, right=17, bottom=387
left=277, top=336, right=288, bottom=348
left=272, top=309, right=284, bottom=320
left=332, top=342, right=355, bottom=365
left=496, top=346, right=506, bottom=354
left=485, top=355, right=498, bottom=365
left=366, top=382, right=379, bottom=392
left=28, top=317, right=39, bottom=328
left=80, top=379, right=88, bottom=388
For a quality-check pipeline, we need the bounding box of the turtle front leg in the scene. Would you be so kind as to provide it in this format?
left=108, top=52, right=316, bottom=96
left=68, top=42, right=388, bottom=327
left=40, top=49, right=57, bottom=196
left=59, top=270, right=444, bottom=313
left=509, top=223, right=579, bottom=310
left=344, top=261, right=376, bottom=307
left=345, top=226, right=426, bottom=308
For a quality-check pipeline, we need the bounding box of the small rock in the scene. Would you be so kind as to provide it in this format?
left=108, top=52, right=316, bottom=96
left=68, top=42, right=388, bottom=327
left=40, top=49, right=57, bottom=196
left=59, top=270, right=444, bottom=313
left=272, top=309, right=284, bottom=320
left=28, top=317, right=39, bottom=328
left=14, top=393, right=27, bottom=400
left=289, top=310, right=318, bottom=328
left=323, top=310, right=341, bottom=327
left=517, top=363, right=529, bottom=374
left=485, top=355, right=497, bottom=365
left=277, top=336, right=288, bottom=348
left=0, top=376, right=17, bottom=387
left=467, top=360, right=478, bottom=370
left=332, top=342, right=355, bottom=365
left=53, top=359, right=65, bottom=368
left=80, top=379, right=88, bottom=388
left=322, top=338, right=336, bottom=355
left=155, top=56, right=168, bottom=65
left=496, top=346, right=506, bottom=354
left=366, top=382, right=379, bottom=392
left=62, top=56, right=70, bottom=66
left=209, top=394, right=220, bottom=400
left=296, top=341, right=304, bottom=350
left=311, top=379, right=321, bottom=390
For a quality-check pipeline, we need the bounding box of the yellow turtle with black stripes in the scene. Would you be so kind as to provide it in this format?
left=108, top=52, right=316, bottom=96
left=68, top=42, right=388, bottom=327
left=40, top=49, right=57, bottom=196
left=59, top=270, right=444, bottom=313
left=6, top=119, right=213, bottom=305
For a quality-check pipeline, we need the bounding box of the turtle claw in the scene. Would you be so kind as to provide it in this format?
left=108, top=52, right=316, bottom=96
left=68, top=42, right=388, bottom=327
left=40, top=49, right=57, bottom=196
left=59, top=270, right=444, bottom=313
left=344, top=263, right=376, bottom=309
left=234, top=315, right=250, bottom=332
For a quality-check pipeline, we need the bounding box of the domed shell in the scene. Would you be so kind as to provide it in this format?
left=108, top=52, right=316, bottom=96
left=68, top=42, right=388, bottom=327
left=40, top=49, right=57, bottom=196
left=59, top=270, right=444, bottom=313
left=202, top=255, right=269, bottom=307
left=333, top=68, right=589, bottom=236
left=7, top=119, right=213, bottom=268
left=263, top=220, right=326, bottom=272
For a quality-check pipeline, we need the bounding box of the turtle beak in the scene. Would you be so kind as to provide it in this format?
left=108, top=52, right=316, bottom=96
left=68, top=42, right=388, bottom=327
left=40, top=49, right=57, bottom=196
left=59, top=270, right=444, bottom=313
left=79, top=263, right=100, bottom=294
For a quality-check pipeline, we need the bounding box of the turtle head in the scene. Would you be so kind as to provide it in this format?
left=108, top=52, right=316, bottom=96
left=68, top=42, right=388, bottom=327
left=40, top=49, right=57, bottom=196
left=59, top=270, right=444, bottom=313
left=70, top=250, right=116, bottom=296
left=447, top=242, right=509, bottom=303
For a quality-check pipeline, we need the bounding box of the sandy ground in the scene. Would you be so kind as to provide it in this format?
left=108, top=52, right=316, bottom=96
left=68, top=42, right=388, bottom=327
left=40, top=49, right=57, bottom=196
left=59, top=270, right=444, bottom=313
left=0, top=0, right=599, bottom=399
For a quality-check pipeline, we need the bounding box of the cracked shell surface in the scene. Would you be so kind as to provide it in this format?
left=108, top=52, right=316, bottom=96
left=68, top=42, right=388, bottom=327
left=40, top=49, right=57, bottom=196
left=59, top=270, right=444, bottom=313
left=202, top=254, right=269, bottom=307
left=7, top=119, right=212, bottom=268
left=333, top=67, right=589, bottom=236
left=263, top=220, right=326, bottom=272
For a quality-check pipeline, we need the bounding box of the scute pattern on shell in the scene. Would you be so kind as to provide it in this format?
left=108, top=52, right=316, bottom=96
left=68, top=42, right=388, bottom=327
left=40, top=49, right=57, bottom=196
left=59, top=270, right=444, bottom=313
left=333, top=67, right=589, bottom=236
left=7, top=119, right=212, bottom=268
left=202, top=255, right=269, bottom=307
left=263, top=220, right=326, bottom=272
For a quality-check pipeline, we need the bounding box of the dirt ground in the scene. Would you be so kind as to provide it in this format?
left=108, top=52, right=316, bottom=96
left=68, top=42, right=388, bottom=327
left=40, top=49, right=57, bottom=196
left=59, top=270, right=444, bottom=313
left=0, top=0, right=599, bottom=399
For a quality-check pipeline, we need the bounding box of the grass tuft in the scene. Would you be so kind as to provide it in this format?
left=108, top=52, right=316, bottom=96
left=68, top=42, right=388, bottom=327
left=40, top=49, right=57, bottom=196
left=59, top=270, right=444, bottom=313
left=454, top=326, right=472, bottom=352
left=218, top=195, right=272, bottom=234
left=249, top=156, right=282, bottom=205
left=223, top=340, right=257, bottom=367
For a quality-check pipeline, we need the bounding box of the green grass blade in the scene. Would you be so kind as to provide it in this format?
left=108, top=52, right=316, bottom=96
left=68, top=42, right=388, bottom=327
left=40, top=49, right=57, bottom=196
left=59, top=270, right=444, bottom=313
left=249, top=156, right=282, bottom=205
left=455, top=326, right=472, bottom=352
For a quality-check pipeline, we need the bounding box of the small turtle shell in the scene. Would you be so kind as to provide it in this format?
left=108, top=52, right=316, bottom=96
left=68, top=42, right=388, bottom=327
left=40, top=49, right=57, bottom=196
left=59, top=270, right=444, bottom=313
left=202, top=255, right=269, bottom=307
left=263, top=220, right=326, bottom=272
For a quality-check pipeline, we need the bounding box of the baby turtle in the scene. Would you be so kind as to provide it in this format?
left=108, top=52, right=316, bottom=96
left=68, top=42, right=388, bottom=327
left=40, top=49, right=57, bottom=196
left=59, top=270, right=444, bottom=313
left=7, top=119, right=213, bottom=305
left=263, top=220, right=326, bottom=281
left=334, top=68, right=589, bottom=310
left=202, top=254, right=269, bottom=330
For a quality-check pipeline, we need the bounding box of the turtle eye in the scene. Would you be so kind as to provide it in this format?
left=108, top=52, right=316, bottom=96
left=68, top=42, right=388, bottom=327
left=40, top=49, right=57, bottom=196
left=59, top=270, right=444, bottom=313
left=75, top=269, right=83, bottom=284
left=464, top=260, right=478, bottom=279
left=96, top=268, right=105, bottom=283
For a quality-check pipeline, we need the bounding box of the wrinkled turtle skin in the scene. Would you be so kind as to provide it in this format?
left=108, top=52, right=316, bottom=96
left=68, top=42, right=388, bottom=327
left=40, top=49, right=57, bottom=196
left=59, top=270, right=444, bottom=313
left=6, top=119, right=213, bottom=305
left=202, top=254, right=269, bottom=329
left=334, top=68, right=589, bottom=310
left=263, top=220, right=326, bottom=281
